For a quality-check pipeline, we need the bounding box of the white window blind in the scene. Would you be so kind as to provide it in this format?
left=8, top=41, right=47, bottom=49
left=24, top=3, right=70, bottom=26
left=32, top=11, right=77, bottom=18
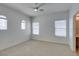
left=21, top=20, right=26, bottom=30
left=0, top=15, right=7, bottom=30
left=32, top=22, right=39, bottom=35
left=55, top=20, right=66, bottom=37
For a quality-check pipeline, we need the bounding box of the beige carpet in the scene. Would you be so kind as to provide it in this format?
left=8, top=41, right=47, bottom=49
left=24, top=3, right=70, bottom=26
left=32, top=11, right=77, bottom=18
left=0, top=39, right=77, bottom=56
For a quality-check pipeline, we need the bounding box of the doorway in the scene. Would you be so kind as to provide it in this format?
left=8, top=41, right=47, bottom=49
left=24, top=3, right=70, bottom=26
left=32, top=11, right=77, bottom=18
left=75, top=13, right=79, bottom=53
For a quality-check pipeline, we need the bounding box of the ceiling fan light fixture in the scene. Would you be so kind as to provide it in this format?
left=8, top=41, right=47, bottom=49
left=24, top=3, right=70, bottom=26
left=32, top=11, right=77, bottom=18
left=34, top=8, right=38, bottom=12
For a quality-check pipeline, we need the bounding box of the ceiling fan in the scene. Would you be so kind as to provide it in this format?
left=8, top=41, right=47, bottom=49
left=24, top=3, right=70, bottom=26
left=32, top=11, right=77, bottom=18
left=30, top=3, right=45, bottom=12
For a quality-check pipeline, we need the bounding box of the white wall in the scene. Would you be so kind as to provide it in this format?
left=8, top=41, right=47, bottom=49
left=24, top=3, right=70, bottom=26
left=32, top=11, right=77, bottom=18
left=0, top=4, right=31, bottom=50
left=32, top=11, right=69, bottom=44
left=69, top=4, right=79, bottom=51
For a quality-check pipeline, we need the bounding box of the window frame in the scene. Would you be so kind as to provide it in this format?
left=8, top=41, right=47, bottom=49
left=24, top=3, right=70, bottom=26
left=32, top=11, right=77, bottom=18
left=54, top=20, right=67, bottom=37
left=0, top=15, right=7, bottom=30
left=21, top=20, right=26, bottom=30
left=32, top=22, right=39, bottom=35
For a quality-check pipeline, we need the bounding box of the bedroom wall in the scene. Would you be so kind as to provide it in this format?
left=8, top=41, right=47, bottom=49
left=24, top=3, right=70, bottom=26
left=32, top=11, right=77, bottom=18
left=0, top=4, right=31, bottom=50
left=32, top=11, right=69, bottom=44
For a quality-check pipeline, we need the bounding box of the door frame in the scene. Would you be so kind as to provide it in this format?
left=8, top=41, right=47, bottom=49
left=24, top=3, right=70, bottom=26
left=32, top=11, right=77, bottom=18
left=73, top=11, right=79, bottom=52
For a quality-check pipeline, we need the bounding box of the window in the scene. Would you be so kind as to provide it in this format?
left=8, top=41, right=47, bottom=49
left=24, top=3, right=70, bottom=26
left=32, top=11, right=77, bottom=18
left=21, top=20, right=26, bottom=30
left=32, top=22, right=39, bottom=35
left=55, top=20, right=66, bottom=37
left=0, top=15, right=7, bottom=30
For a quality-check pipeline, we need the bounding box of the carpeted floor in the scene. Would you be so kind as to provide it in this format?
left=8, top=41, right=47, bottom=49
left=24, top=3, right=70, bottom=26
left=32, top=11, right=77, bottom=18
left=0, top=39, right=77, bottom=56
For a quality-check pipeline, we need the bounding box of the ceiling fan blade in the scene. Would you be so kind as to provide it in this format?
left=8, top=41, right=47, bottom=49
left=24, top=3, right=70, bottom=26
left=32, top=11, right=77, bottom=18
left=38, top=3, right=45, bottom=8
left=39, top=9, right=44, bottom=12
left=29, top=3, right=45, bottom=9
left=29, top=3, right=45, bottom=12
